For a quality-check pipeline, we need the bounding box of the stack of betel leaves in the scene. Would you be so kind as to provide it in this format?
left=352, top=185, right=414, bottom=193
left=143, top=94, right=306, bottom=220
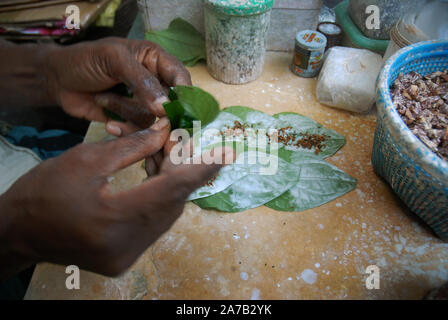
left=164, top=86, right=357, bottom=213
left=145, top=18, right=206, bottom=67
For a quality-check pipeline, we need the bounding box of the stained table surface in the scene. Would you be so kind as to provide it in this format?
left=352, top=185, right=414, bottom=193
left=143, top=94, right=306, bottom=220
left=25, top=52, right=448, bottom=300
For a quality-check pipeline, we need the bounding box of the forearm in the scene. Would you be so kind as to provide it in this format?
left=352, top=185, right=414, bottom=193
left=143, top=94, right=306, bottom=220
left=0, top=39, right=60, bottom=108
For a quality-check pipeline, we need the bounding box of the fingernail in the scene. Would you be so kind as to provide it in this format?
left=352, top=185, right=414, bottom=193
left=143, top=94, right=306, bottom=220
left=151, top=117, right=170, bottom=131
left=153, top=96, right=169, bottom=116
left=106, top=123, right=122, bottom=136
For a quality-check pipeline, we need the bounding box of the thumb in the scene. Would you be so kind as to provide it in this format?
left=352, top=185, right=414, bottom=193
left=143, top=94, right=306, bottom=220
left=112, top=147, right=234, bottom=209
left=157, top=146, right=236, bottom=199
left=100, top=117, right=170, bottom=174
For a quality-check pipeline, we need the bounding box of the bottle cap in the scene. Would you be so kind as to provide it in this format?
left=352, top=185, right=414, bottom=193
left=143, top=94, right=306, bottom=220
left=205, top=0, right=275, bottom=16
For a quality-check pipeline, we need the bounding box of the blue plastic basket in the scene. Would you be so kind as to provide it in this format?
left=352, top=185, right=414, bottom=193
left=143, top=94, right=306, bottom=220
left=373, top=40, right=448, bottom=240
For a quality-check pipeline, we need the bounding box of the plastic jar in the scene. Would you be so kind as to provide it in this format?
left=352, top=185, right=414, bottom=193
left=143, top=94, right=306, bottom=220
left=204, top=0, right=274, bottom=84
left=317, top=22, right=342, bottom=50
left=290, top=30, right=327, bottom=78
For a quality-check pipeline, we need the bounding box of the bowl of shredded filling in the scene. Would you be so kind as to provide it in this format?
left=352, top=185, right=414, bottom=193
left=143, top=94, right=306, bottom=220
left=391, top=70, right=448, bottom=161
left=373, top=40, right=448, bottom=240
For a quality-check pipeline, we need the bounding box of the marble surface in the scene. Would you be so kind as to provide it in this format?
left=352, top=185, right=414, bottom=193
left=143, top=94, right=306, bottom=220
left=25, top=52, right=448, bottom=300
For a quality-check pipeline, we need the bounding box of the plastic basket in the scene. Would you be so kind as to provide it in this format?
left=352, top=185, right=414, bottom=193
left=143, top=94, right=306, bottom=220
left=373, top=40, right=448, bottom=240
left=335, top=0, right=389, bottom=55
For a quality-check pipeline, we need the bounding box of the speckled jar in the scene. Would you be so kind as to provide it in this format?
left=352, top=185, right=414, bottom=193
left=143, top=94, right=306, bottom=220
left=204, top=0, right=274, bottom=84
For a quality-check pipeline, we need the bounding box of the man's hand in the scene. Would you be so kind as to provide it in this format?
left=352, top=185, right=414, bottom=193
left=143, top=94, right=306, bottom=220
left=42, top=37, right=193, bottom=175
left=44, top=37, right=191, bottom=133
left=0, top=118, right=229, bottom=278
left=0, top=38, right=191, bottom=128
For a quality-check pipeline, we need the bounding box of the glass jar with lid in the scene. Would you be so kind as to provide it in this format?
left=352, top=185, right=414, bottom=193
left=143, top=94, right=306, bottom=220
left=204, top=0, right=274, bottom=84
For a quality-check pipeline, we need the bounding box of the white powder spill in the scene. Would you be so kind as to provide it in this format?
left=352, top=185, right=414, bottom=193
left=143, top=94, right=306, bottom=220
left=245, top=111, right=278, bottom=128
left=240, top=272, right=249, bottom=281
left=356, top=189, right=366, bottom=199
left=315, top=263, right=321, bottom=268
left=216, top=275, right=230, bottom=297
left=250, top=289, right=260, bottom=300
left=301, top=269, right=317, bottom=284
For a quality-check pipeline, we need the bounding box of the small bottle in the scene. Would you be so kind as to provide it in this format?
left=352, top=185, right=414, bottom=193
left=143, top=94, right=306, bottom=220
left=291, top=30, right=327, bottom=78
left=317, top=22, right=343, bottom=51
left=204, top=0, right=274, bottom=84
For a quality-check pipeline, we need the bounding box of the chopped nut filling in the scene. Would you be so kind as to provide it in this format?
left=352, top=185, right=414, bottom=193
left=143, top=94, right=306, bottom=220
left=391, top=70, right=448, bottom=162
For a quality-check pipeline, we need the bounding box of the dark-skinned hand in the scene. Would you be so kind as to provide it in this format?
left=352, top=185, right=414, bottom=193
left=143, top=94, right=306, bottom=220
left=44, top=37, right=191, bottom=134
left=43, top=37, right=192, bottom=176
left=0, top=38, right=227, bottom=279
left=1, top=118, right=231, bottom=277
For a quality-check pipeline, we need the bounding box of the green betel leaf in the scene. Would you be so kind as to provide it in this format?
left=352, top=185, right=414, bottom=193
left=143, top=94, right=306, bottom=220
left=193, top=151, right=301, bottom=213
left=144, top=18, right=206, bottom=66
left=203, top=110, right=243, bottom=131
left=206, top=106, right=344, bottom=160
left=221, top=107, right=345, bottom=159
left=163, top=100, right=186, bottom=129
left=223, top=106, right=279, bottom=129
left=273, top=112, right=346, bottom=159
left=222, top=106, right=262, bottom=120
left=199, top=111, right=245, bottom=148
left=170, top=86, right=220, bottom=127
left=163, top=86, right=220, bottom=130
left=265, top=154, right=357, bottom=212
left=187, top=152, right=251, bottom=200
left=198, top=109, right=277, bottom=158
